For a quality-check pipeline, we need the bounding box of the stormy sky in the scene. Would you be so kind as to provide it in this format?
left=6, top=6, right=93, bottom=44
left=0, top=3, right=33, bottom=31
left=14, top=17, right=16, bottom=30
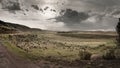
left=0, top=0, right=120, bottom=31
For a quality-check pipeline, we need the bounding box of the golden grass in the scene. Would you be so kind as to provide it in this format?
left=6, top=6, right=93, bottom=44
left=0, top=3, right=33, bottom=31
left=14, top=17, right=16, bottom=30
left=0, top=31, right=117, bottom=62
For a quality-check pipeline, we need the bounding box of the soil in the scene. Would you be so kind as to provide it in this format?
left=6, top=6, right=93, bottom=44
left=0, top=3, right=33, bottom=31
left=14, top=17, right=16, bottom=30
left=0, top=41, right=39, bottom=68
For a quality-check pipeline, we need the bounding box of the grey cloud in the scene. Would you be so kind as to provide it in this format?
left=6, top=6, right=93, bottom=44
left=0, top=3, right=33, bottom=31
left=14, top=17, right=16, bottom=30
left=0, top=0, right=119, bottom=31
left=109, top=8, right=120, bottom=18
left=0, top=0, right=2, bottom=3
left=68, top=0, right=120, bottom=13
left=83, top=0, right=118, bottom=6
left=69, top=16, right=118, bottom=31
left=1, top=0, right=21, bottom=11
left=55, top=9, right=89, bottom=25
left=31, top=5, right=39, bottom=10
left=112, top=10, right=120, bottom=16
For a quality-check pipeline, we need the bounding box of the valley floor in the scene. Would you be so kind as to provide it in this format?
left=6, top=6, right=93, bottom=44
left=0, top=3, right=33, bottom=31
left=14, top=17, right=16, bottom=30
left=0, top=41, right=120, bottom=68
left=0, top=31, right=120, bottom=68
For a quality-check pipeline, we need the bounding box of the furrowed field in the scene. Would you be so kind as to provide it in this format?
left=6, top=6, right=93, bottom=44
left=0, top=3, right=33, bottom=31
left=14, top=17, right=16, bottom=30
left=0, top=31, right=119, bottom=68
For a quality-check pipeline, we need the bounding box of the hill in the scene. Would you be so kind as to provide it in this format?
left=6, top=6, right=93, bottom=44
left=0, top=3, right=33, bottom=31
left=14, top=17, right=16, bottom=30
left=0, top=20, right=41, bottom=34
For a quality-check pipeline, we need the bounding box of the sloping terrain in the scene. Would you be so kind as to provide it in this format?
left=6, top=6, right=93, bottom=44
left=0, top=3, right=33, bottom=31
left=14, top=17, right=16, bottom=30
left=0, top=20, right=41, bottom=34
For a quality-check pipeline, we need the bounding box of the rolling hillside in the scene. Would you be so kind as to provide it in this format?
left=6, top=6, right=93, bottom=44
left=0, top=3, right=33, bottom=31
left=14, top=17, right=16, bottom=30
left=0, top=20, right=41, bottom=34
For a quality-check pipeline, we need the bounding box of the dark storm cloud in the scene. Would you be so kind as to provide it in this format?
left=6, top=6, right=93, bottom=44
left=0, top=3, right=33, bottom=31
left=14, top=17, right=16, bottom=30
left=55, top=9, right=89, bottom=25
left=0, top=0, right=2, bottom=2
left=68, top=0, right=120, bottom=13
left=1, top=0, right=21, bottom=11
left=111, top=10, right=120, bottom=16
left=83, top=0, right=119, bottom=6
left=31, top=5, right=39, bottom=10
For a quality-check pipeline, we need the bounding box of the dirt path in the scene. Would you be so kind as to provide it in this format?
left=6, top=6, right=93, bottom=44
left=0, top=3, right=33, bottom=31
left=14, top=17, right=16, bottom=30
left=0, top=41, right=40, bottom=68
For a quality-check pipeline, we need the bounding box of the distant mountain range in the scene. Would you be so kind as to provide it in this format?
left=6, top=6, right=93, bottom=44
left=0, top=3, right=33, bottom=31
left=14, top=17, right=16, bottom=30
left=0, top=20, right=41, bottom=34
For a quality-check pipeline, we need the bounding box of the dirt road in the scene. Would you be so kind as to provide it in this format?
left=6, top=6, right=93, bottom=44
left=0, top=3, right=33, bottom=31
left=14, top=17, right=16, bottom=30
left=0, top=41, right=40, bottom=68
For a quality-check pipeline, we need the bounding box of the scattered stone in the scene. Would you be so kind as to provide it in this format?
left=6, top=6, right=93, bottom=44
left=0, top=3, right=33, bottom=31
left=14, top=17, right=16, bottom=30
left=90, top=54, right=103, bottom=61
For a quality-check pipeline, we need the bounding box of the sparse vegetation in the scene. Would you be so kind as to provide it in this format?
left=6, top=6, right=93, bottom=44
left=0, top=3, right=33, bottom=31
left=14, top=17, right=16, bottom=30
left=0, top=31, right=117, bottom=61
left=114, top=49, right=120, bottom=59
left=78, top=50, right=91, bottom=60
left=103, top=49, right=115, bottom=60
left=0, top=31, right=119, bottom=67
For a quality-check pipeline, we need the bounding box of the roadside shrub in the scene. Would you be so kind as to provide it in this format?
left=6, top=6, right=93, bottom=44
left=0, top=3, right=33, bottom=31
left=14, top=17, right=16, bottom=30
left=78, top=50, right=92, bottom=60
left=114, top=49, right=120, bottom=59
left=98, top=44, right=105, bottom=48
left=103, top=49, right=115, bottom=60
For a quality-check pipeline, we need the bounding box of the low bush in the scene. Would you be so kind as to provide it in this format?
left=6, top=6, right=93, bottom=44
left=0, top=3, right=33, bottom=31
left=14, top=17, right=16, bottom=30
left=78, top=50, right=92, bottom=60
left=114, top=49, right=120, bottom=59
left=103, top=49, right=115, bottom=60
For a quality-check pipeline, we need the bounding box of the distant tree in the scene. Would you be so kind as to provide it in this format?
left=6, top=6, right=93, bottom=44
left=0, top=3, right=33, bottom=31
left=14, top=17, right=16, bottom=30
left=116, top=18, right=120, bottom=47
